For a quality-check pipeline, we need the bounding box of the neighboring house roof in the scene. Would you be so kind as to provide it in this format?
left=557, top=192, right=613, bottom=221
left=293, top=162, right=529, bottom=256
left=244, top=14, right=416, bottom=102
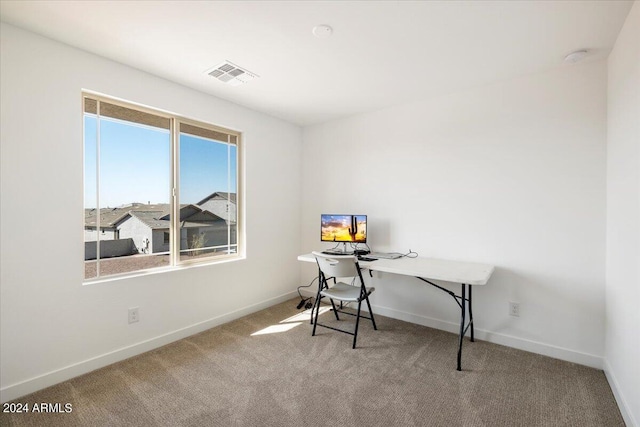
left=85, top=202, right=230, bottom=229
left=158, top=204, right=226, bottom=222
left=196, top=191, right=237, bottom=205
left=113, top=204, right=226, bottom=230
left=85, top=204, right=168, bottom=228
left=84, top=204, right=168, bottom=228
left=84, top=209, right=121, bottom=229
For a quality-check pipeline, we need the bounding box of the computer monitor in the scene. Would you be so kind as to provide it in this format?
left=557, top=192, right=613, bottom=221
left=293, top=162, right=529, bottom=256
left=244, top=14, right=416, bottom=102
left=321, top=214, right=367, bottom=244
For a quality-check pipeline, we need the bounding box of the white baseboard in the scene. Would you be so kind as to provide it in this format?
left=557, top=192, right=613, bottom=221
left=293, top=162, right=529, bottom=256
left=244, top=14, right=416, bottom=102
left=371, top=304, right=604, bottom=369
left=604, top=358, right=638, bottom=427
left=299, top=294, right=604, bottom=369
left=6, top=291, right=613, bottom=406
left=0, top=291, right=298, bottom=403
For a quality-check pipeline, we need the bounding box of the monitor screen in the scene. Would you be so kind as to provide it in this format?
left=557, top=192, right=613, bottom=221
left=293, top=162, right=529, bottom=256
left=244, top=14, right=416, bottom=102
left=321, top=214, right=367, bottom=243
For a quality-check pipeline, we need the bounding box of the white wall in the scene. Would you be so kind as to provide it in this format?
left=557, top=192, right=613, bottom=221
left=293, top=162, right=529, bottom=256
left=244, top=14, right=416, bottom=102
left=301, top=61, right=607, bottom=366
left=0, top=23, right=302, bottom=401
left=605, top=2, right=640, bottom=426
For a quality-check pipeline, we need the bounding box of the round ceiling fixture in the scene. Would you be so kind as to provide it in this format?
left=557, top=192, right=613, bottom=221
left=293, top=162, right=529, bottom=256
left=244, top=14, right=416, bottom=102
left=312, top=25, right=333, bottom=39
left=564, top=49, right=589, bottom=63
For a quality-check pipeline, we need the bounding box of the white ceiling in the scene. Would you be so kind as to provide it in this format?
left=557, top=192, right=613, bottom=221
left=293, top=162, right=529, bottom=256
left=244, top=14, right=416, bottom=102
left=0, top=1, right=634, bottom=126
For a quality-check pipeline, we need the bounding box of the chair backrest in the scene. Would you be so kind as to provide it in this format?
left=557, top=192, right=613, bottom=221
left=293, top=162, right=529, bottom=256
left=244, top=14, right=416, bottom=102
left=312, top=252, right=360, bottom=279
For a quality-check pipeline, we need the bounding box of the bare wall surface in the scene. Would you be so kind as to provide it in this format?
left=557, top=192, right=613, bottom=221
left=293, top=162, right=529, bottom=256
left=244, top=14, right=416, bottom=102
left=301, top=60, right=607, bottom=366
left=605, top=2, right=640, bottom=426
left=0, top=23, right=302, bottom=401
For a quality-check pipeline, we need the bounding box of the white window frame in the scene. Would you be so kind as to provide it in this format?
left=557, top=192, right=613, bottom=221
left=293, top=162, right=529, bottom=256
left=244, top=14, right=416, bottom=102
left=83, top=92, right=244, bottom=282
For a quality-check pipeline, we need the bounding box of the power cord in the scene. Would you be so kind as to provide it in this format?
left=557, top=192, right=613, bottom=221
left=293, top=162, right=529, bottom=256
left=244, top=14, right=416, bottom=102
left=296, top=276, right=318, bottom=309
left=401, top=249, right=419, bottom=258
left=351, top=242, right=371, bottom=254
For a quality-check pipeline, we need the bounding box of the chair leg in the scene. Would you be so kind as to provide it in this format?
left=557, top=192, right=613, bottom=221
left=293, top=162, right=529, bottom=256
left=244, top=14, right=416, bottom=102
left=329, top=298, right=340, bottom=320
left=352, top=299, right=362, bottom=349
left=310, top=286, right=323, bottom=325
left=312, top=297, right=321, bottom=336
left=312, top=280, right=325, bottom=336
left=309, top=297, right=317, bottom=325
left=311, top=269, right=326, bottom=325
left=364, top=294, right=377, bottom=330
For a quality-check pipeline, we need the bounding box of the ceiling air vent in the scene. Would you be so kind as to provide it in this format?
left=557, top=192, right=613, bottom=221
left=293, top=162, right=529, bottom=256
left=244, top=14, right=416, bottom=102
left=206, top=61, right=259, bottom=86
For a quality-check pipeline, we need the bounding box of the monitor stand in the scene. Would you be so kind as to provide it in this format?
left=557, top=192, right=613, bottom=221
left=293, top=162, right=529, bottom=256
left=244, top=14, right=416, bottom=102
left=323, top=242, right=353, bottom=255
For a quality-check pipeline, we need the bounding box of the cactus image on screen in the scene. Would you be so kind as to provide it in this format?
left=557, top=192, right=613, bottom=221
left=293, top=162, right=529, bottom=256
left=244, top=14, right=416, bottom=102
left=321, top=214, right=367, bottom=243
left=348, top=215, right=358, bottom=241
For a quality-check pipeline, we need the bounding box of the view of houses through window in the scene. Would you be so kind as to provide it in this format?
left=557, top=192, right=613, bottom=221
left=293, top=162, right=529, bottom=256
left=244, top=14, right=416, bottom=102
left=84, top=95, right=240, bottom=280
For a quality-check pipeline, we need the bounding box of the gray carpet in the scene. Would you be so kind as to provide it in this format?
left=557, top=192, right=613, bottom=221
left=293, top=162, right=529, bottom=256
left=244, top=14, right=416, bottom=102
left=0, top=299, right=624, bottom=426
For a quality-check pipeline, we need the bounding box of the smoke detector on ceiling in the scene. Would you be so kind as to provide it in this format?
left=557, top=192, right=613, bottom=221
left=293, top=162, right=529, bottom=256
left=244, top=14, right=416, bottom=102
left=564, top=50, right=589, bottom=63
left=206, top=61, right=259, bottom=86
left=312, top=25, right=333, bottom=39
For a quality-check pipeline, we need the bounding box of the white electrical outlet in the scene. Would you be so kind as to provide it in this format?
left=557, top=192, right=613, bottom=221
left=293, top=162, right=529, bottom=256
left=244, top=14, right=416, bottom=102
left=128, top=307, right=140, bottom=324
left=509, top=302, right=520, bottom=317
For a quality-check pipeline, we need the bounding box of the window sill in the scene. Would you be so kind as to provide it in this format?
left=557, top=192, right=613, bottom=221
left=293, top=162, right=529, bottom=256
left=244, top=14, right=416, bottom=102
left=82, top=254, right=246, bottom=286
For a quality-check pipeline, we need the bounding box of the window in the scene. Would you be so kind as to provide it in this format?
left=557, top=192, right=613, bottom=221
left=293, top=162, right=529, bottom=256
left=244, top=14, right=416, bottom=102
left=83, top=94, right=241, bottom=280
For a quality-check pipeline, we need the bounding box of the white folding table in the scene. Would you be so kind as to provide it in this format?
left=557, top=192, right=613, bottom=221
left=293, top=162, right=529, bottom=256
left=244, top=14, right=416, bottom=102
left=298, top=253, right=494, bottom=370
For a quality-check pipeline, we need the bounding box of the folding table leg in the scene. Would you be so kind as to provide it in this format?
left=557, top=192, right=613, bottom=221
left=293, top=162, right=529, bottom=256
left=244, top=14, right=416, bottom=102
left=457, top=284, right=467, bottom=371
left=469, top=285, right=474, bottom=342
